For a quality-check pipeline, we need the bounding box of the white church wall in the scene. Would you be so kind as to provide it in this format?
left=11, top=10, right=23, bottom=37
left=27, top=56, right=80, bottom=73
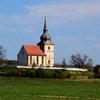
left=18, top=47, right=28, bottom=65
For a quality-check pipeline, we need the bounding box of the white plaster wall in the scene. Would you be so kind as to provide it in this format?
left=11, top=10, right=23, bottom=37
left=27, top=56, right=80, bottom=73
left=18, top=47, right=28, bottom=65
left=44, top=45, right=54, bottom=67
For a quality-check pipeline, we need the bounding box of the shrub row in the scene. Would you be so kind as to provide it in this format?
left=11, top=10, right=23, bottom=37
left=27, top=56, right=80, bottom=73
left=94, top=73, right=100, bottom=78
left=0, top=67, right=71, bottom=79
left=0, top=67, right=94, bottom=79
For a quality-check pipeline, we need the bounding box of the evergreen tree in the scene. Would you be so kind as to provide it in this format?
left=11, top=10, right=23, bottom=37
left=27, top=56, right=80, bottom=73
left=0, top=45, right=6, bottom=65
left=62, top=58, right=67, bottom=68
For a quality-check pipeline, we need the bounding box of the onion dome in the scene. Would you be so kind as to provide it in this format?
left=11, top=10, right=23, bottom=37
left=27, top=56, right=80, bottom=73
left=40, top=33, right=51, bottom=41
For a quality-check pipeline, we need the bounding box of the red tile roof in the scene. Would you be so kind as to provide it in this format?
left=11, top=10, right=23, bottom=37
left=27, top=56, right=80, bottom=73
left=23, top=45, right=46, bottom=56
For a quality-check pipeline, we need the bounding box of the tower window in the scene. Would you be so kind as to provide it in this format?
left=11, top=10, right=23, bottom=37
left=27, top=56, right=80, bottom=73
left=48, top=46, right=50, bottom=50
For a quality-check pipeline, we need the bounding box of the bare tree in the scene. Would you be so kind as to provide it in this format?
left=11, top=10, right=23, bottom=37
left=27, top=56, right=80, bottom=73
left=0, top=45, right=6, bottom=65
left=70, top=53, right=88, bottom=68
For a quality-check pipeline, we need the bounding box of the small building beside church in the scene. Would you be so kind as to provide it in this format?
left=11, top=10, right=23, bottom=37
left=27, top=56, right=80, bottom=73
left=17, top=17, right=54, bottom=67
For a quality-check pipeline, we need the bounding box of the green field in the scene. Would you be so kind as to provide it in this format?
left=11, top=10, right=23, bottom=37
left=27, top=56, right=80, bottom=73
left=0, top=77, right=100, bottom=100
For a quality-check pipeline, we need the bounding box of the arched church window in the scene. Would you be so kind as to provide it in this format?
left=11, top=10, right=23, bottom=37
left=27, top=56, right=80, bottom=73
left=42, top=56, right=44, bottom=65
left=48, top=60, right=50, bottom=64
left=37, top=56, right=39, bottom=65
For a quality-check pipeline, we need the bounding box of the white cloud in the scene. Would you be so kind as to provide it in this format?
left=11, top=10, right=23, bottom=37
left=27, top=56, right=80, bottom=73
left=24, top=2, right=100, bottom=20
left=54, top=34, right=98, bottom=44
left=0, top=26, right=17, bottom=33
left=0, top=1, right=100, bottom=34
left=9, top=15, right=19, bottom=21
left=1, top=1, right=100, bottom=26
left=7, top=15, right=33, bottom=25
left=95, top=44, right=100, bottom=49
left=85, top=35, right=97, bottom=41
left=21, top=27, right=34, bottom=34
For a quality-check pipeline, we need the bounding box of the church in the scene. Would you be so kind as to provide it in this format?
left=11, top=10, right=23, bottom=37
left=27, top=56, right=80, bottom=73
left=17, top=17, right=54, bottom=67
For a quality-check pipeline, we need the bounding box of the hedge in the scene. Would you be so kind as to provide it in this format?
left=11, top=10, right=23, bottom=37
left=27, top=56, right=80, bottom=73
left=0, top=67, right=93, bottom=79
left=0, top=67, right=71, bottom=79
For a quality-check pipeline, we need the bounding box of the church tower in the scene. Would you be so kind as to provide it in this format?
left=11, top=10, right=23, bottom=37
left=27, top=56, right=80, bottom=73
left=38, top=16, right=54, bottom=67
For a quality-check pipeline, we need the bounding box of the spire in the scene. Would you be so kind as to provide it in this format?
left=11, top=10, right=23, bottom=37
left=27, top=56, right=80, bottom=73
left=43, top=16, right=48, bottom=33
left=40, top=16, right=51, bottom=41
left=37, top=16, right=54, bottom=46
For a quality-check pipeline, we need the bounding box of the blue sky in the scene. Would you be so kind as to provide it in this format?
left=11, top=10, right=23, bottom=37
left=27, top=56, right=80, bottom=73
left=0, top=0, right=100, bottom=65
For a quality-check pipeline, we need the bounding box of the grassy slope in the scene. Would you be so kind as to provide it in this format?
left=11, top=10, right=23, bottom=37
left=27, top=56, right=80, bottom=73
left=0, top=77, right=100, bottom=100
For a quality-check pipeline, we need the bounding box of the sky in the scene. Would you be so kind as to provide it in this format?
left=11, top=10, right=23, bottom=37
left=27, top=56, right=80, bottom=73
left=0, top=0, right=100, bottom=65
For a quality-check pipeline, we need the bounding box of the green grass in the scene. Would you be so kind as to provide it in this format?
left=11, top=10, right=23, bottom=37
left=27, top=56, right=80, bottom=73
left=0, top=77, right=100, bottom=100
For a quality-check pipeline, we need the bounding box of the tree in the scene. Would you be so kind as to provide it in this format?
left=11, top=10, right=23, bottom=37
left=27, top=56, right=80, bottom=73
left=94, top=65, right=100, bottom=78
left=0, top=45, right=6, bottom=65
left=94, top=65, right=100, bottom=74
left=84, top=58, right=93, bottom=71
left=70, top=53, right=88, bottom=68
left=62, top=58, right=67, bottom=68
left=54, top=63, right=62, bottom=67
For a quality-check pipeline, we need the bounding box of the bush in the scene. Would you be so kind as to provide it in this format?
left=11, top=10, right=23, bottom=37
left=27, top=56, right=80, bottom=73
left=94, top=65, right=100, bottom=78
left=27, top=69, right=36, bottom=78
left=36, top=68, right=45, bottom=78
left=83, top=65, right=93, bottom=72
left=54, top=69, right=71, bottom=78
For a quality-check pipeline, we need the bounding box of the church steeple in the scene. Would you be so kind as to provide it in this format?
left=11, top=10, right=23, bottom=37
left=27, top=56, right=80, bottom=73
left=40, top=16, right=51, bottom=41
left=43, top=16, right=48, bottom=33
left=38, top=16, right=54, bottom=48
left=37, top=16, right=54, bottom=67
